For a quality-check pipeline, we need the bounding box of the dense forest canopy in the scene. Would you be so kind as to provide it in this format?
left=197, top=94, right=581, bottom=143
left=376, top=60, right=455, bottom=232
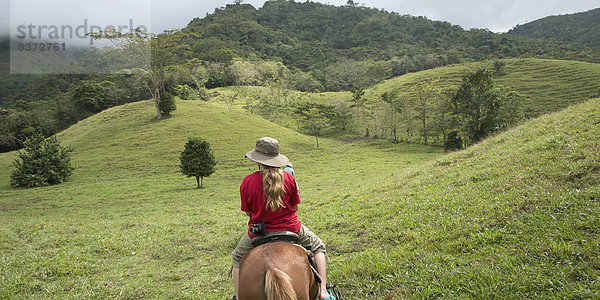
left=185, top=1, right=600, bottom=74
left=508, top=8, right=600, bottom=49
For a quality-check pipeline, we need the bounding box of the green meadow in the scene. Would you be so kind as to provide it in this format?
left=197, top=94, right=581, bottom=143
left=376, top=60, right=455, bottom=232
left=1, top=79, right=599, bottom=297
left=0, top=99, right=442, bottom=298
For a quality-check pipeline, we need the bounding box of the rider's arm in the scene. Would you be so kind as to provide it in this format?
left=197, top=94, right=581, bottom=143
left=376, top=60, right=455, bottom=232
left=293, top=205, right=298, bottom=210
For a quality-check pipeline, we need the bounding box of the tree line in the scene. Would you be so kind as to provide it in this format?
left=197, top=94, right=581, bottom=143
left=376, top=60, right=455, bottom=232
left=240, top=65, right=525, bottom=150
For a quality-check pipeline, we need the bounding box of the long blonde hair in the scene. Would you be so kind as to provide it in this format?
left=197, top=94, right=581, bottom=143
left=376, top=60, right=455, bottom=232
left=261, top=166, right=286, bottom=212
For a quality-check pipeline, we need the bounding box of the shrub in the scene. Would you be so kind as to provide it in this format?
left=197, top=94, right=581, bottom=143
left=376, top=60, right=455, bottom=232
left=159, top=92, right=176, bottom=117
left=180, top=137, right=216, bottom=188
left=175, top=84, right=200, bottom=100
left=444, top=131, right=463, bottom=152
left=10, top=133, right=74, bottom=188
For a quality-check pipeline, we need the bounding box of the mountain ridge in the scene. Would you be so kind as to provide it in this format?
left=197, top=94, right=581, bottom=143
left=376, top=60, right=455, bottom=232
left=508, top=7, right=600, bottom=49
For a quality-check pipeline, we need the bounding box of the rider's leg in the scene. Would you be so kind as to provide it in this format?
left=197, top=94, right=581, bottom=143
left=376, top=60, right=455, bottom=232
left=297, top=225, right=331, bottom=299
left=315, top=252, right=329, bottom=299
left=233, top=267, right=240, bottom=298
left=232, top=233, right=254, bottom=298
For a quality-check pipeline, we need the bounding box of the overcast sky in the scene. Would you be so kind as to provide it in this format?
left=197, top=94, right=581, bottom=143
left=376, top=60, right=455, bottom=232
left=2, top=0, right=599, bottom=38
left=151, top=0, right=600, bottom=33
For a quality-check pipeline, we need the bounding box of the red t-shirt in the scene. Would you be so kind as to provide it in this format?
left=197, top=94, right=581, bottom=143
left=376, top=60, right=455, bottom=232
left=240, top=171, right=302, bottom=238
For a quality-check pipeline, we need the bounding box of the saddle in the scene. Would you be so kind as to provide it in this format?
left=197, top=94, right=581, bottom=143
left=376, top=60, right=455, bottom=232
left=251, top=231, right=322, bottom=286
left=251, top=231, right=301, bottom=247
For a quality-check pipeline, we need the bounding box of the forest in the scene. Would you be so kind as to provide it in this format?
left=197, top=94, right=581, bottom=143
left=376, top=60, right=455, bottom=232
left=508, top=7, right=600, bottom=49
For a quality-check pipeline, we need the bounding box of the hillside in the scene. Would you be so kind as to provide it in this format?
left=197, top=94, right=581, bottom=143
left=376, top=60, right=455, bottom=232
left=321, top=98, right=600, bottom=298
left=0, top=99, right=442, bottom=298
left=206, top=58, right=600, bottom=144
left=509, top=8, right=600, bottom=49
left=185, top=1, right=600, bottom=81
left=1, top=96, right=598, bottom=298
left=366, top=58, right=600, bottom=118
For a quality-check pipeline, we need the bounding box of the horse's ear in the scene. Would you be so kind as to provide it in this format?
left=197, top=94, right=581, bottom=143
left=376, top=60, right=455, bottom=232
left=384, top=295, right=393, bottom=300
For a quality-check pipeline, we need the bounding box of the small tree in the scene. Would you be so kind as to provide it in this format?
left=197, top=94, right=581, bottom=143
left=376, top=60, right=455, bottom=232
left=452, top=68, right=498, bottom=144
left=444, top=131, right=463, bottom=152
left=293, top=101, right=335, bottom=148
left=452, top=68, right=525, bottom=145
left=414, top=81, right=435, bottom=144
left=381, top=90, right=400, bottom=143
left=350, top=87, right=368, bottom=136
left=10, top=133, right=74, bottom=188
left=433, top=88, right=456, bottom=146
left=493, top=59, right=506, bottom=74
left=159, top=92, right=176, bottom=117
left=174, top=84, right=199, bottom=100
left=89, top=28, right=196, bottom=119
left=180, top=137, right=216, bottom=188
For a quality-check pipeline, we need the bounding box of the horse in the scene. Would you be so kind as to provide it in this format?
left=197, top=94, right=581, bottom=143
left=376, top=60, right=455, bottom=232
left=238, top=241, right=319, bottom=300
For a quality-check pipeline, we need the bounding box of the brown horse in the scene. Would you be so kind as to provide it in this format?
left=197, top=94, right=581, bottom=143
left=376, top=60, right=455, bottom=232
left=238, top=242, right=319, bottom=300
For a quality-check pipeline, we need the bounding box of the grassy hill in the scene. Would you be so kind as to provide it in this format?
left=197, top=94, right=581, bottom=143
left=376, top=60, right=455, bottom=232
left=0, top=99, right=442, bottom=298
left=210, top=59, right=600, bottom=120
left=324, top=98, right=600, bottom=298
left=1, top=96, right=598, bottom=298
left=366, top=58, right=600, bottom=118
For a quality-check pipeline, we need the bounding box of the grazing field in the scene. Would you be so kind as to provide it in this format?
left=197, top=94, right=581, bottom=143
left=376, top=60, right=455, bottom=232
left=0, top=96, right=598, bottom=298
left=0, top=99, right=442, bottom=298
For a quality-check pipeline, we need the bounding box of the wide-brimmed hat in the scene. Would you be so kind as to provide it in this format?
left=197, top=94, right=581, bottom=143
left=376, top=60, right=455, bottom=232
left=245, top=137, right=289, bottom=167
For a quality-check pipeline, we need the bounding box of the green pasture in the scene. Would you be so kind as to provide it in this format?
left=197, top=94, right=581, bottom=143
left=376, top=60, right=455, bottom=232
left=367, top=58, right=600, bottom=118
left=0, top=100, right=442, bottom=298
left=0, top=85, right=599, bottom=298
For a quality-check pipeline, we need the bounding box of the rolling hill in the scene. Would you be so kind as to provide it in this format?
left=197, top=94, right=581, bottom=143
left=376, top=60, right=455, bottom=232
left=366, top=58, right=600, bottom=118
left=0, top=99, right=442, bottom=298
left=324, top=98, right=600, bottom=298
left=207, top=58, right=600, bottom=141
left=0, top=95, right=598, bottom=298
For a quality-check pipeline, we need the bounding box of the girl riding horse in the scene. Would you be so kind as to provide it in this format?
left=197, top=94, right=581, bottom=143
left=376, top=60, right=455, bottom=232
left=231, top=137, right=335, bottom=300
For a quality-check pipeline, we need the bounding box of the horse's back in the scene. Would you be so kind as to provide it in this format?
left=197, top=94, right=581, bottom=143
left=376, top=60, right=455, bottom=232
left=239, top=242, right=318, bottom=300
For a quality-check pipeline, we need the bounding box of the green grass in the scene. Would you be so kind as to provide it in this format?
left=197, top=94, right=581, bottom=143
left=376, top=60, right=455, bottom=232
left=209, top=59, right=600, bottom=121
left=322, top=98, right=600, bottom=298
left=0, top=99, right=442, bottom=298
left=0, top=95, right=598, bottom=298
left=367, top=58, right=600, bottom=118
